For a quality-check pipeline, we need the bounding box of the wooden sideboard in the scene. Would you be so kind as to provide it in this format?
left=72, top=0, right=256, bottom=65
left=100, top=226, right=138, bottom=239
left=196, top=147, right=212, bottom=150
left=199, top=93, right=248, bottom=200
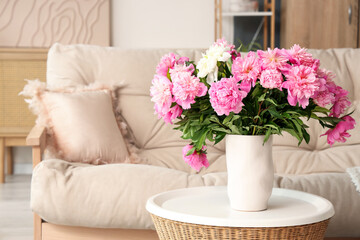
left=0, top=48, right=47, bottom=183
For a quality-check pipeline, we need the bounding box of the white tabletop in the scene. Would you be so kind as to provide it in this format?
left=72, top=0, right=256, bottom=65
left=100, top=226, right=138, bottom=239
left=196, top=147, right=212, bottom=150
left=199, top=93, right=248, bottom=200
left=146, top=186, right=334, bottom=227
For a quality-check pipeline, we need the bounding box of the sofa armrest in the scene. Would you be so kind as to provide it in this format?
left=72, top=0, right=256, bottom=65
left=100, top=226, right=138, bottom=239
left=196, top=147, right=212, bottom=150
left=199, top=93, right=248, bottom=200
left=26, top=125, right=46, bottom=168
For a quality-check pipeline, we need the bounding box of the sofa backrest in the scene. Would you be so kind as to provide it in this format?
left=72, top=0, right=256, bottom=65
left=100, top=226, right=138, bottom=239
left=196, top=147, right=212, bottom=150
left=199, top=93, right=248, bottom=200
left=47, top=44, right=360, bottom=175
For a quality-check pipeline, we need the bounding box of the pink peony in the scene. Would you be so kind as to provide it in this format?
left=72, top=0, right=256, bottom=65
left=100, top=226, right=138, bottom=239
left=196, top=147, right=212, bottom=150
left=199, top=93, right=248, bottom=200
left=163, top=105, right=183, bottom=124
left=213, top=38, right=235, bottom=50
left=209, top=77, right=247, bottom=116
left=232, top=51, right=261, bottom=87
left=150, top=75, right=173, bottom=116
left=330, top=86, right=351, bottom=117
left=313, top=89, right=336, bottom=107
left=321, top=116, right=356, bottom=145
left=259, top=68, right=283, bottom=89
left=171, top=70, right=207, bottom=109
left=316, top=68, right=335, bottom=92
left=169, top=64, right=195, bottom=79
left=315, top=70, right=350, bottom=117
left=182, top=145, right=209, bottom=172
left=258, top=48, right=288, bottom=70
left=282, top=65, right=319, bottom=108
left=313, top=68, right=337, bottom=107
left=239, top=80, right=252, bottom=93
left=282, top=44, right=316, bottom=68
left=317, top=68, right=336, bottom=83
left=156, top=53, right=189, bottom=77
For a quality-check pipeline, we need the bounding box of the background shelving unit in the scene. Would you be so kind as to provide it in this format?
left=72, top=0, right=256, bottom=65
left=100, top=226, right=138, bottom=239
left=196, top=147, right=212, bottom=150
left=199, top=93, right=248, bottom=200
left=215, top=0, right=276, bottom=49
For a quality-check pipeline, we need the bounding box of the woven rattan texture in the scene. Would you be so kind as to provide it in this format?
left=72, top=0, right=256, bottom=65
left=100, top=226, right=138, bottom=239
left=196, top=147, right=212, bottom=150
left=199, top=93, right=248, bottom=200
left=151, top=214, right=330, bottom=240
left=0, top=60, right=46, bottom=128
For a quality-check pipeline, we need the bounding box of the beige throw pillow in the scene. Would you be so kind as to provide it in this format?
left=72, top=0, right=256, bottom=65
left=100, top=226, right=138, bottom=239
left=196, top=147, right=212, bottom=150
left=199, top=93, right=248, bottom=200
left=21, top=80, right=129, bottom=164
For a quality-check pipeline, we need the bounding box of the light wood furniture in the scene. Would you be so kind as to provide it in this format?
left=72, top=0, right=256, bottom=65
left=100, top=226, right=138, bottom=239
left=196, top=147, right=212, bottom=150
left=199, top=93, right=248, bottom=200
left=0, top=127, right=31, bottom=183
left=0, top=48, right=47, bottom=183
left=281, top=0, right=360, bottom=49
left=42, top=223, right=158, bottom=240
left=147, top=186, right=335, bottom=239
left=215, top=0, right=276, bottom=49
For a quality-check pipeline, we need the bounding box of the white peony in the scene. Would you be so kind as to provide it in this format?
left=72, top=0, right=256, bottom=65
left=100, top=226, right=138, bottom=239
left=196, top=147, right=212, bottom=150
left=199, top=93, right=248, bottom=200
left=197, top=54, right=217, bottom=78
left=196, top=44, right=232, bottom=84
left=206, top=66, right=218, bottom=85
left=207, top=45, right=231, bottom=62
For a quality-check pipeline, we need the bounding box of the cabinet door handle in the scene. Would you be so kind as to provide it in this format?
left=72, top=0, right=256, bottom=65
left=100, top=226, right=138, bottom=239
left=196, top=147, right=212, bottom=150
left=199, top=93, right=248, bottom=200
left=348, top=5, right=352, bottom=25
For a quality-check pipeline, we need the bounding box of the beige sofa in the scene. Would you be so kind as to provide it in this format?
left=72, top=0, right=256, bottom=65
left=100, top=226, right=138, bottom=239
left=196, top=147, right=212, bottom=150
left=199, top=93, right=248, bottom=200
left=28, top=44, right=360, bottom=240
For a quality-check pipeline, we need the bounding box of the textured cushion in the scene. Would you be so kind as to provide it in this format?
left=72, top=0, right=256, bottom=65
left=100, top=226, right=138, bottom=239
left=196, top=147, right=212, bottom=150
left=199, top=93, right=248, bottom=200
left=31, top=159, right=360, bottom=237
left=46, top=44, right=360, bottom=174
left=42, top=90, right=129, bottom=164
left=21, top=79, right=129, bottom=164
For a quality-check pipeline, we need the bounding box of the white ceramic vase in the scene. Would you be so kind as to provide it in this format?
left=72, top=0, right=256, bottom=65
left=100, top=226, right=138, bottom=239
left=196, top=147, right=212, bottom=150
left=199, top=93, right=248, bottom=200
left=226, top=135, right=274, bottom=211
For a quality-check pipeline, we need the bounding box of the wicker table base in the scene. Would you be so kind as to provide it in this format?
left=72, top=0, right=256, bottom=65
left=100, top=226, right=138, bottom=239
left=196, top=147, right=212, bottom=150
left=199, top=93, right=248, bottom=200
left=151, top=214, right=330, bottom=240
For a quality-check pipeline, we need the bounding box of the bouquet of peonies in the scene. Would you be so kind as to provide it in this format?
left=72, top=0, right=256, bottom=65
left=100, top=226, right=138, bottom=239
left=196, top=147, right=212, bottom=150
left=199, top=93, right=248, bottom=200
left=150, top=39, right=356, bottom=171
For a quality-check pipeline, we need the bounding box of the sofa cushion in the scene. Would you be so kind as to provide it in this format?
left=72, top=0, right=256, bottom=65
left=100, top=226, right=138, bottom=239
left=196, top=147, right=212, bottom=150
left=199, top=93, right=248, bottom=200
left=274, top=172, right=360, bottom=237
left=46, top=44, right=360, bottom=174
left=31, top=159, right=227, bottom=229
left=31, top=159, right=360, bottom=237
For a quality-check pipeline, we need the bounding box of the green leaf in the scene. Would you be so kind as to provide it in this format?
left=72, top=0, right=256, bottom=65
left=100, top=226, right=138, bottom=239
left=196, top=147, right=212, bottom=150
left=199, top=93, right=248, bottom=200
left=290, top=119, right=303, bottom=139
left=183, top=121, right=191, bottom=133
left=229, top=125, right=240, bottom=134
left=223, top=112, right=234, bottom=124
left=251, top=84, right=262, bottom=98
left=319, top=120, right=333, bottom=128
left=213, top=127, right=232, bottom=134
left=310, top=113, right=320, bottom=120
left=268, top=109, right=283, bottom=119
left=320, top=117, right=342, bottom=124
left=209, top=115, right=221, bottom=124
left=215, top=132, right=226, bottom=144
left=264, top=128, right=272, bottom=143
left=313, top=106, right=330, bottom=114
left=258, top=92, right=266, bottom=102
left=167, top=70, right=171, bottom=80
left=285, top=110, right=302, bottom=116
left=232, top=115, right=240, bottom=121
left=226, top=60, right=232, bottom=73
left=186, top=147, right=196, bottom=156
left=207, top=131, right=214, bottom=142
left=264, top=122, right=280, bottom=131
left=195, top=130, right=208, bottom=150
left=265, top=98, right=278, bottom=106
left=189, top=126, right=197, bottom=137
left=303, top=129, right=310, bottom=144
left=182, top=131, right=191, bottom=139
left=281, top=112, right=291, bottom=119
left=199, top=114, right=204, bottom=123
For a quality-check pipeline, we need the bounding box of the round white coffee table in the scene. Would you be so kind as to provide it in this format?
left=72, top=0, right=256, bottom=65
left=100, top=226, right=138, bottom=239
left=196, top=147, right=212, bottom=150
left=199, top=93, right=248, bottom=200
left=146, top=186, right=334, bottom=240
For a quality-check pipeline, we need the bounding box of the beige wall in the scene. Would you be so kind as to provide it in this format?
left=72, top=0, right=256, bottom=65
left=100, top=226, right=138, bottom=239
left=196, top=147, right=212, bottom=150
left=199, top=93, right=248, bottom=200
left=111, top=0, right=214, bottom=49
left=0, top=0, right=110, bottom=47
